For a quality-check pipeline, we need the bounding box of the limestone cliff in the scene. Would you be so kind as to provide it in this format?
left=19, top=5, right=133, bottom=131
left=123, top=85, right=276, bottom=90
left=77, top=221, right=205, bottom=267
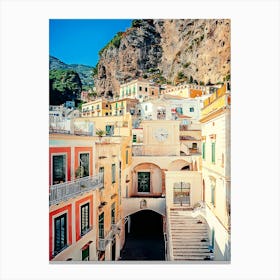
left=94, top=19, right=230, bottom=96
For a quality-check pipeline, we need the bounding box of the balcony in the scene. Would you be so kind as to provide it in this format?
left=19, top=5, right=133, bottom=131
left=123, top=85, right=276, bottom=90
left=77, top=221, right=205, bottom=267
left=49, top=128, right=70, bottom=134
left=49, top=174, right=104, bottom=206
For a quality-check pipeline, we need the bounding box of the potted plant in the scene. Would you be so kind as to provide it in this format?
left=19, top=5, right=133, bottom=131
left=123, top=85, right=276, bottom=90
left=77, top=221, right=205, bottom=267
left=75, top=166, right=84, bottom=178
left=96, top=128, right=105, bottom=142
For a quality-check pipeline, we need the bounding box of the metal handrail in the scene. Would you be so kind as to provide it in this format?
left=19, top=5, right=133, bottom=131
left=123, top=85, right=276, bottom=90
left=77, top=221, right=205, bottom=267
left=165, top=210, right=174, bottom=261
left=98, top=230, right=114, bottom=251
left=49, top=174, right=104, bottom=206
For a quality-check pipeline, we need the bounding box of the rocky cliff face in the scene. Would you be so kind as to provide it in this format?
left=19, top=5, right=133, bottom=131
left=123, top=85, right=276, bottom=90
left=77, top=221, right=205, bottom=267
left=94, top=19, right=230, bottom=96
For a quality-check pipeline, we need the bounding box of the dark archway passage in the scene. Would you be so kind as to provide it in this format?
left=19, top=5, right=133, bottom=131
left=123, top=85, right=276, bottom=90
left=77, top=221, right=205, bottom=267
left=120, top=210, right=165, bottom=261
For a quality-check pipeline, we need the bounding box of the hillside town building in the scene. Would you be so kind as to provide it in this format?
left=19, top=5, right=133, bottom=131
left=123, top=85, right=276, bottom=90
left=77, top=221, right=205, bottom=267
left=49, top=81, right=231, bottom=262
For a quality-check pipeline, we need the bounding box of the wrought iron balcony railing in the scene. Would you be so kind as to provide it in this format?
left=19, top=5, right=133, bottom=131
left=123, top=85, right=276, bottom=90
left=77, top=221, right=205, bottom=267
left=49, top=174, right=104, bottom=206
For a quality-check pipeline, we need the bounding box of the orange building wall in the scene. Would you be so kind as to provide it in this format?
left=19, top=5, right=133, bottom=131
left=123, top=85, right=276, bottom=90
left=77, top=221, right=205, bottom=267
left=190, top=89, right=203, bottom=98
left=49, top=204, right=72, bottom=260
left=75, top=195, right=94, bottom=242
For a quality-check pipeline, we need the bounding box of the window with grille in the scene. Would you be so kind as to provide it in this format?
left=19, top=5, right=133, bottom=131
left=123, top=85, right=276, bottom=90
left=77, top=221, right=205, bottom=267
left=81, top=203, right=90, bottom=236
left=137, top=172, right=150, bottom=192
left=173, top=182, right=190, bottom=205
left=54, top=213, right=67, bottom=255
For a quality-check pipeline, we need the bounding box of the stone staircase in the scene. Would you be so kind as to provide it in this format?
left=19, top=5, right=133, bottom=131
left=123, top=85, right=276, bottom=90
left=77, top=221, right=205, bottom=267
left=169, top=208, right=213, bottom=261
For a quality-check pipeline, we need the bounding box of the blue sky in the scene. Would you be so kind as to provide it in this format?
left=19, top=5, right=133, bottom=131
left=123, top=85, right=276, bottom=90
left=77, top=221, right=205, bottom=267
left=49, top=19, right=133, bottom=67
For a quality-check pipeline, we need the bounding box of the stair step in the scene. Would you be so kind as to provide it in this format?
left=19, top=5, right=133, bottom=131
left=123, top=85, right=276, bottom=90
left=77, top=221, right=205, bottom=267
left=174, top=252, right=212, bottom=256
left=168, top=210, right=211, bottom=261
left=174, top=257, right=212, bottom=261
left=172, top=237, right=208, bottom=240
left=173, top=246, right=210, bottom=249
left=171, top=228, right=207, bottom=230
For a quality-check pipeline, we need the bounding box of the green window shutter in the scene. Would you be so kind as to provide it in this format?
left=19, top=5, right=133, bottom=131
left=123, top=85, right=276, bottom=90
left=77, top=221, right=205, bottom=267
left=202, top=142, right=205, bottom=159
left=133, top=134, right=137, bottom=143
left=82, top=246, right=89, bottom=260
left=212, top=142, right=215, bottom=163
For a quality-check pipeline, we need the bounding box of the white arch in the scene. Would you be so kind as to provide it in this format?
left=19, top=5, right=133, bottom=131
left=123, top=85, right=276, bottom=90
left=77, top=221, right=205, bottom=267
left=168, top=159, right=192, bottom=171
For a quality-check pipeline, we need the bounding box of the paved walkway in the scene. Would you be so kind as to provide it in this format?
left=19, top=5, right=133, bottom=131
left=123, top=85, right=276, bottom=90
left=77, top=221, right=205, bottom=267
left=120, top=210, right=165, bottom=261
left=120, top=234, right=165, bottom=261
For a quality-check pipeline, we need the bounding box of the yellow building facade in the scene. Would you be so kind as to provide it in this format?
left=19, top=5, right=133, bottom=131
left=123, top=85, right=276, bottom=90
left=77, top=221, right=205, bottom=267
left=110, top=98, right=139, bottom=117
left=49, top=128, right=133, bottom=261
left=200, top=83, right=231, bottom=261
left=81, top=98, right=111, bottom=117
left=119, top=78, right=160, bottom=101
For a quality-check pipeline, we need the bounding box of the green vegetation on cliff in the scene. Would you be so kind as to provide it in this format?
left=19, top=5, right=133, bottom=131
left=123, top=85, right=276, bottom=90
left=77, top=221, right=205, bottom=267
left=49, top=69, right=82, bottom=105
left=49, top=56, right=94, bottom=90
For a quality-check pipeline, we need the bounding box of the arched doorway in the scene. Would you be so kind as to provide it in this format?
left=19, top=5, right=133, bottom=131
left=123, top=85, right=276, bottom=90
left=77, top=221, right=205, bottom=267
left=121, top=210, right=165, bottom=260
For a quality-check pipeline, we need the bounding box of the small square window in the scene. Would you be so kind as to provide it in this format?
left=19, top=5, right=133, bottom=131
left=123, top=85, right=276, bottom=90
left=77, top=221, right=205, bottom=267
left=133, top=134, right=137, bottom=143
